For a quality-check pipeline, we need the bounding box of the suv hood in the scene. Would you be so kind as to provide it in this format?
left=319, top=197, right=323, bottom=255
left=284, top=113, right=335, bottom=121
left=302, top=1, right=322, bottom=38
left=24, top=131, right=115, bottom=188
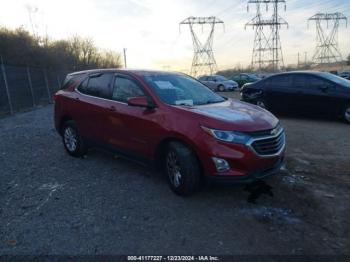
left=180, top=99, right=279, bottom=132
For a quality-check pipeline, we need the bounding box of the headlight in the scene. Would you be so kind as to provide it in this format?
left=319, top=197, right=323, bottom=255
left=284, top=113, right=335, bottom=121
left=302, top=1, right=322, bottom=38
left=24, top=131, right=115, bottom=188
left=201, top=126, right=251, bottom=144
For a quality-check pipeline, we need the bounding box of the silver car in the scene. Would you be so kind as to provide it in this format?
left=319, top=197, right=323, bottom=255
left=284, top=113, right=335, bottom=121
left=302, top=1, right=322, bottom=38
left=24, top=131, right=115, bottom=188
left=198, top=75, right=239, bottom=92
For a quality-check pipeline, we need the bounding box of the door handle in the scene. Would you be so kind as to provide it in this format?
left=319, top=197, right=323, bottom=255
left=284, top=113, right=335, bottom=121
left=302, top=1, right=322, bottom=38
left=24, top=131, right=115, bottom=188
left=107, top=106, right=116, bottom=112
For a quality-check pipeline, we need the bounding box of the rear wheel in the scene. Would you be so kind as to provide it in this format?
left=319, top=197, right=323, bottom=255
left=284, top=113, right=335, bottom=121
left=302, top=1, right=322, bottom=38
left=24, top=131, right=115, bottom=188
left=218, top=85, right=225, bottom=92
left=344, top=105, right=350, bottom=124
left=164, top=142, right=201, bottom=196
left=62, top=120, right=87, bottom=157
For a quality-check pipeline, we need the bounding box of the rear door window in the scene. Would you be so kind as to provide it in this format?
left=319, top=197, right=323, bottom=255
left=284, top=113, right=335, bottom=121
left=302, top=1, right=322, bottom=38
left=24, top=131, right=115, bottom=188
left=293, top=75, right=307, bottom=89
left=77, top=78, right=89, bottom=93
left=271, top=75, right=292, bottom=88
left=241, top=75, right=248, bottom=81
left=308, top=76, right=327, bottom=90
left=78, top=73, right=113, bottom=99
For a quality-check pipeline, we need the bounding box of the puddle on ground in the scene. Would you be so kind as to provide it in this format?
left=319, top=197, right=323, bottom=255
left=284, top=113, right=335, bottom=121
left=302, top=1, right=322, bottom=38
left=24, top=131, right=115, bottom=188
left=239, top=206, right=302, bottom=225
left=244, top=180, right=274, bottom=204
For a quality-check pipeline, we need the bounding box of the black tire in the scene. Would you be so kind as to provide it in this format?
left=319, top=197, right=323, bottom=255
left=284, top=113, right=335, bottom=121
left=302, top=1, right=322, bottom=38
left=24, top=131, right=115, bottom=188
left=61, top=120, right=87, bottom=157
left=255, top=99, right=268, bottom=109
left=164, top=142, right=201, bottom=196
left=218, top=85, right=225, bottom=92
left=344, top=104, right=350, bottom=124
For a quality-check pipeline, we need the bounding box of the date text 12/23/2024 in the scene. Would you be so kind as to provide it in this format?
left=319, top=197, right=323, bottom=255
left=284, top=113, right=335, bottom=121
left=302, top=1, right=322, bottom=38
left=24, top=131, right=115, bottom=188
left=127, top=256, right=219, bottom=261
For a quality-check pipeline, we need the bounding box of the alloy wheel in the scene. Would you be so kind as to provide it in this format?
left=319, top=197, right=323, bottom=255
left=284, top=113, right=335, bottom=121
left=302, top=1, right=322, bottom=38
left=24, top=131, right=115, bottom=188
left=166, top=151, right=182, bottom=188
left=64, top=127, right=78, bottom=152
left=345, top=107, right=350, bottom=123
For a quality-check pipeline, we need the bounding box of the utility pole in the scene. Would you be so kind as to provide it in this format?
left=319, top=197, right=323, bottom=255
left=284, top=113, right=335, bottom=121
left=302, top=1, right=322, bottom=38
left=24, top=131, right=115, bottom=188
left=180, top=16, right=224, bottom=77
left=308, top=12, right=347, bottom=66
left=304, top=52, right=307, bottom=66
left=123, top=48, right=127, bottom=68
left=297, top=52, right=300, bottom=68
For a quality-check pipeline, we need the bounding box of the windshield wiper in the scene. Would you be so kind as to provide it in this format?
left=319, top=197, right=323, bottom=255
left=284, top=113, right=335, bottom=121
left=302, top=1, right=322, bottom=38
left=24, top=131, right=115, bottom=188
left=201, top=99, right=225, bottom=105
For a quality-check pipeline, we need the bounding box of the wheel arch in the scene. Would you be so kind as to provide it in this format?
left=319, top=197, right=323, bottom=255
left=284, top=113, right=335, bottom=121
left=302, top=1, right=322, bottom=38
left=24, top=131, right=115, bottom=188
left=58, top=115, right=74, bottom=135
left=154, top=136, right=204, bottom=175
left=342, top=103, right=350, bottom=123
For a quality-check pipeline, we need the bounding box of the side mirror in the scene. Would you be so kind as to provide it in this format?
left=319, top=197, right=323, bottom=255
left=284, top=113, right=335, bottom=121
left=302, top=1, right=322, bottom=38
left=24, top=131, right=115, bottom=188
left=127, top=96, right=155, bottom=109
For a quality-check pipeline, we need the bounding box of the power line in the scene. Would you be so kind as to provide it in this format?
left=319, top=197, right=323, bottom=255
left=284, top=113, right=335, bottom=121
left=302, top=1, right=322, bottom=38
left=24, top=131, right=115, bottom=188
left=123, top=48, right=127, bottom=68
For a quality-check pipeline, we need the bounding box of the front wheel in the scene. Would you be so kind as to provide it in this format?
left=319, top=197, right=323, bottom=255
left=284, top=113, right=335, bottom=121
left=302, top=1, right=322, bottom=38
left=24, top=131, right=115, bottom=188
left=344, top=105, right=350, bottom=124
left=164, top=142, right=201, bottom=196
left=62, top=120, right=87, bottom=157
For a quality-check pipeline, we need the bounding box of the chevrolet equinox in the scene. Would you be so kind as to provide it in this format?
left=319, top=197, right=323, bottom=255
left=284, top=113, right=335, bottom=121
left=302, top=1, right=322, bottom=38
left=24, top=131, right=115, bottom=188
left=54, top=69, right=285, bottom=195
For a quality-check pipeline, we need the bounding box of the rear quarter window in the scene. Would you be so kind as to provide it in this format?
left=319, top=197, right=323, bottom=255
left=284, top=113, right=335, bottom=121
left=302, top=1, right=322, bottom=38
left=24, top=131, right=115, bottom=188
left=61, top=74, right=84, bottom=90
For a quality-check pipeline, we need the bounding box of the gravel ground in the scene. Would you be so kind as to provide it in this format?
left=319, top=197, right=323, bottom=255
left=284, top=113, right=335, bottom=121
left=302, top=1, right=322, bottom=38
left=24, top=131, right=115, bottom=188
left=0, top=95, right=349, bottom=255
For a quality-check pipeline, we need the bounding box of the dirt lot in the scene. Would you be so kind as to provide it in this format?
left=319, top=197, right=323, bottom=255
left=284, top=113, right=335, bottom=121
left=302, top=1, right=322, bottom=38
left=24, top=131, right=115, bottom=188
left=0, top=93, right=349, bottom=255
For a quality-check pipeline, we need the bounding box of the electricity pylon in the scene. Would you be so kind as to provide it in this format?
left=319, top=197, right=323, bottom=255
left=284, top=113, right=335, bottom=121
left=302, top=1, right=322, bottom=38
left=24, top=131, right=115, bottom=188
left=180, top=16, right=224, bottom=77
left=308, top=12, right=348, bottom=66
left=26, top=5, right=39, bottom=38
left=246, top=0, right=288, bottom=71
left=246, top=0, right=271, bottom=70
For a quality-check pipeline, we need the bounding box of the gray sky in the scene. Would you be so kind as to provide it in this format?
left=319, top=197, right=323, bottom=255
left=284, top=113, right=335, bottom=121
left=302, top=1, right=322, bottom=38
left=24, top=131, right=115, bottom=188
left=1, top=0, right=349, bottom=72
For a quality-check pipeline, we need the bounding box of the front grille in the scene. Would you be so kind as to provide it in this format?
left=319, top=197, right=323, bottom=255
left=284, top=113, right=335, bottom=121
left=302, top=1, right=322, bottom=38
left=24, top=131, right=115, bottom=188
left=248, top=123, right=282, bottom=137
left=251, top=130, right=285, bottom=156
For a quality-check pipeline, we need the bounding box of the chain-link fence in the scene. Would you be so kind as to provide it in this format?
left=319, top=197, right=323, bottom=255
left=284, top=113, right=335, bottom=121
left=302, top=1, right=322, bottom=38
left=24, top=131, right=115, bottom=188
left=0, top=64, right=69, bottom=116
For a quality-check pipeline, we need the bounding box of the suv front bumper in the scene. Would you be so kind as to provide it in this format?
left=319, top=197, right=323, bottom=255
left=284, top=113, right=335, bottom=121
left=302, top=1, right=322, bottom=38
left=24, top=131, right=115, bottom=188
left=207, top=156, right=285, bottom=184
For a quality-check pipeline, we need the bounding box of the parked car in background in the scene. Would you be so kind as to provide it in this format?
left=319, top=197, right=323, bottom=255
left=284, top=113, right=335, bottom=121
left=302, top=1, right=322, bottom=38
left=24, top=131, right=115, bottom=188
left=54, top=69, right=285, bottom=196
left=339, top=71, right=350, bottom=80
left=240, top=71, right=350, bottom=123
left=329, top=70, right=339, bottom=75
left=198, top=75, right=238, bottom=92
left=230, top=73, right=261, bottom=88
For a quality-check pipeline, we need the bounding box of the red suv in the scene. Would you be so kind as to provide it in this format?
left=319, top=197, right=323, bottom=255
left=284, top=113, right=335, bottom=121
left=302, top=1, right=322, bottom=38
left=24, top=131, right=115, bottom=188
left=54, top=69, right=285, bottom=195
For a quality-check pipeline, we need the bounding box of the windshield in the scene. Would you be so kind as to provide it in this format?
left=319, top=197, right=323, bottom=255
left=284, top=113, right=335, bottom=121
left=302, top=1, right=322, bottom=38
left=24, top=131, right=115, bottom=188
left=143, top=74, right=226, bottom=106
left=321, top=72, right=350, bottom=88
left=246, top=74, right=260, bottom=81
left=215, top=76, right=228, bottom=81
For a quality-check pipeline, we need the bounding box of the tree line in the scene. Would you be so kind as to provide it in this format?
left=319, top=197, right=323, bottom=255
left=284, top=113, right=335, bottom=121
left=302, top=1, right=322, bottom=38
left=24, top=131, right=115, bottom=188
left=0, top=26, right=122, bottom=71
